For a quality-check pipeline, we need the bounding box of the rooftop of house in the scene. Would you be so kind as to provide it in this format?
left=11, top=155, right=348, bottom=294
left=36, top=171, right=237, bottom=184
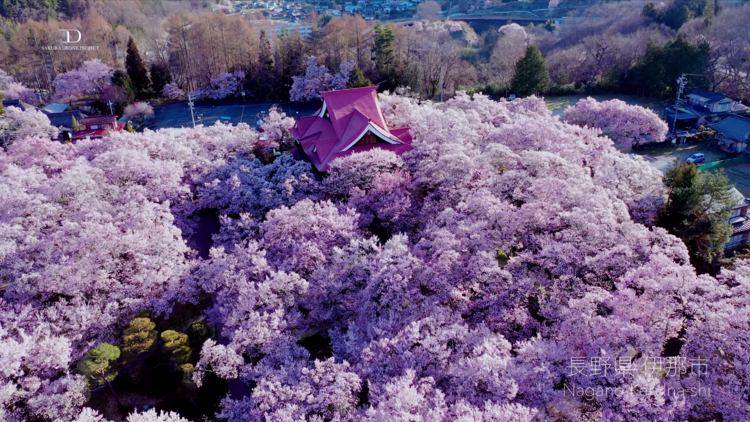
left=732, top=217, right=750, bottom=235
left=80, top=115, right=118, bottom=126
left=710, top=115, right=750, bottom=143
left=686, top=89, right=732, bottom=103
left=728, top=187, right=750, bottom=209
left=2, top=99, right=26, bottom=111
left=41, top=103, right=70, bottom=114
left=290, top=86, right=412, bottom=172
left=71, top=121, right=125, bottom=141
left=46, top=110, right=87, bottom=129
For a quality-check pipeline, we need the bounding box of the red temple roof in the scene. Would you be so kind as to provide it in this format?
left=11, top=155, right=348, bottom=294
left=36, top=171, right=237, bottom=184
left=290, top=86, right=412, bottom=172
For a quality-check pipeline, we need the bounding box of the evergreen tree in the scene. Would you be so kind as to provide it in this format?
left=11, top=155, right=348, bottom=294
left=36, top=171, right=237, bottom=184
left=188, top=321, right=213, bottom=350
left=347, top=66, right=373, bottom=88
left=161, top=330, right=195, bottom=388
left=125, top=37, right=151, bottom=96
left=256, top=31, right=276, bottom=100
left=112, top=70, right=134, bottom=101
left=657, top=160, right=735, bottom=274
left=510, top=45, right=550, bottom=97
left=78, top=343, right=122, bottom=406
left=161, top=330, right=191, bottom=365
left=373, top=23, right=395, bottom=77
left=122, top=317, right=158, bottom=361
left=278, top=32, right=305, bottom=100
left=599, top=65, right=622, bottom=92
left=149, top=62, right=172, bottom=97
left=627, top=36, right=710, bottom=98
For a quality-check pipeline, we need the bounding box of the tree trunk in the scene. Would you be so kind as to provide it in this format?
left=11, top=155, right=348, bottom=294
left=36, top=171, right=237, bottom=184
left=100, top=370, right=122, bottom=409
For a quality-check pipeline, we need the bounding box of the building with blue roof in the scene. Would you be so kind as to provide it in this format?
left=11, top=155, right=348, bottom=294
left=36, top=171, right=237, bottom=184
left=710, top=115, right=750, bottom=153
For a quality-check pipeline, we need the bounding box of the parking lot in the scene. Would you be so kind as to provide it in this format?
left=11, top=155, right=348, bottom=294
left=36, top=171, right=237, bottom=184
left=142, top=100, right=321, bottom=131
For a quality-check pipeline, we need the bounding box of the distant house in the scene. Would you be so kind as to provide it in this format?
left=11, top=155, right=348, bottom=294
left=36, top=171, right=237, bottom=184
left=2, top=99, right=28, bottom=111
left=72, top=115, right=123, bottom=141
left=290, top=86, right=413, bottom=172
left=665, top=89, right=749, bottom=130
left=45, top=110, right=87, bottom=142
left=686, top=90, right=734, bottom=113
left=726, top=187, right=750, bottom=250
left=710, top=115, right=750, bottom=153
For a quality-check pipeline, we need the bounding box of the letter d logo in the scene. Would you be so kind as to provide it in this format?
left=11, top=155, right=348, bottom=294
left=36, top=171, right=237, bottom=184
left=60, top=29, right=82, bottom=44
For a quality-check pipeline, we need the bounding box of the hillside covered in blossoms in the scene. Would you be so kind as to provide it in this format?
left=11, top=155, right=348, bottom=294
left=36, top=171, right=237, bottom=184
left=1, top=92, right=748, bottom=422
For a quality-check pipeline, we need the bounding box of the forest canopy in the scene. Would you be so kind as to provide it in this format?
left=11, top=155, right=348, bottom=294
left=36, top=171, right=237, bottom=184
left=1, top=92, right=748, bottom=421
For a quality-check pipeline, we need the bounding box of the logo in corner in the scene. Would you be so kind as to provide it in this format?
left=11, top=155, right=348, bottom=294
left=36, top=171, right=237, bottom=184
left=59, top=29, right=82, bottom=44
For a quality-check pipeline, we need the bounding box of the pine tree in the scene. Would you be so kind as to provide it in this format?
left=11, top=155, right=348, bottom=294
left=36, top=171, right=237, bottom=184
left=112, top=70, right=134, bottom=101
left=161, top=330, right=192, bottom=365
left=149, top=62, right=172, bottom=96
left=122, top=317, right=158, bottom=360
left=161, top=330, right=195, bottom=388
left=78, top=343, right=122, bottom=407
left=373, top=23, right=395, bottom=77
left=125, top=37, right=151, bottom=96
left=510, top=45, right=550, bottom=97
left=347, top=66, right=373, bottom=88
left=657, top=159, right=735, bottom=273
left=257, top=31, right=276, bottom=100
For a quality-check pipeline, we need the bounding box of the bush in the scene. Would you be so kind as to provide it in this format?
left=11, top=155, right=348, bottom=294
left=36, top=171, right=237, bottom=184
left=546, top=83, right=585, bottom=96
left=122, top=317, right=158, bottom=360
left=161, top=330, right=192, bottom=365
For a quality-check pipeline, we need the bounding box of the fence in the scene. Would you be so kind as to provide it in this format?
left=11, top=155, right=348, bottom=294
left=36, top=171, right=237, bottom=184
left=697, top=156, right=748, bottom=172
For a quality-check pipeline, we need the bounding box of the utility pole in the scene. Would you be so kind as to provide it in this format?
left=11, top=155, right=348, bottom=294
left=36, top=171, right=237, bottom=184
left=671, top=74, right=688, bottom=136
left=187, top=92, right=196, bottom=128
left=107, top=100, right=114, bottom=115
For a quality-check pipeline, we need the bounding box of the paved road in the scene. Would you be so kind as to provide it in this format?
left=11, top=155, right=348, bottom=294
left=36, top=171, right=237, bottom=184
left=143, top=100, right=321, bottom=131
left=630, top=141, right=725, bottom=173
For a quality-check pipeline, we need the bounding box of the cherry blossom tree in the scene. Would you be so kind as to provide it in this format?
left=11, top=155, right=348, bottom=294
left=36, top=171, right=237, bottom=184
left=190, top=71, right=246, bottom=100
left=290, top=56, right=355, bottom=101
left=185, top=90, right=740, bottom=422
left=563, top=96, right=669, bottom=145
left=0, top=106, right=59, bottom=147
left=52, top=59, right=115, bottom=103
left=74, top=408, right=190, bottom=422
left=123, top=102, right=155, bottom=127
left=4, top=89, right=750, bottom=422
left=0, top=69, right=38, bottom=104
left=162, top=82, right=184, bottom=99
left=0, top=306, right=87, bottom=422
left=480, top=24, right=532, bottom=87
left=260, top=106, right=295, bottom=149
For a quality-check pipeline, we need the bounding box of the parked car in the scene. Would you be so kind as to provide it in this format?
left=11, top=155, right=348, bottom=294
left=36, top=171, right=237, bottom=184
left=686, top=153, right=705, bottom=164
left=508, top=94, right=516, bottom=101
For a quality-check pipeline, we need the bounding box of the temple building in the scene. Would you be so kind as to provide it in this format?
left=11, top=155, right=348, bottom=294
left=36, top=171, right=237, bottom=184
left=290, top=86, right=413, bottom=172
